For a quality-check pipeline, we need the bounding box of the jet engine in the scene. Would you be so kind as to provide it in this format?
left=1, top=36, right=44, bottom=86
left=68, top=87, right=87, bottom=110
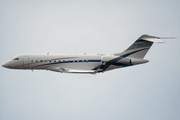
left=116, top=58, right=131, bottom=65
left=116, top=57, right=149, bottom=65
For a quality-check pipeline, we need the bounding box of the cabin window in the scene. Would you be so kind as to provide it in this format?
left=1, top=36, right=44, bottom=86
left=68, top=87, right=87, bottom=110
left=36, top=60, right=38, bottom=62
left=31, top=60, right=33, bottom=62
left=13, top=58, right=19, bottom=60
left=40, top=60, right=42, bottom=62
left=86, top=60, right=88, bottom=63
left=68, top=60, right=70, bottom=63
left=63, top=60, right=65, bottom=63
left=59, top=60, right=61, bottom=63
left=49, top=60, right=51, bottom=62
left=54, top=60, right=56, bottom=63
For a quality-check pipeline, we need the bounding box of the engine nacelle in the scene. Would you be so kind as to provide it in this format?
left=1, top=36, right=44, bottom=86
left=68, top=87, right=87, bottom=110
left=130, top=58, right=149, bottom=65
left=116, top=57, right=149, bottom=65
left=116, top=58, right=131, bottom=65
left=101, top=55, right=118, bottom=63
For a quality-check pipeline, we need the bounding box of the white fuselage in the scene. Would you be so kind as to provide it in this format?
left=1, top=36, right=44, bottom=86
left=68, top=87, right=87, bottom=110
left=2, top=54, right=122, bottom=73
left=3, top=35, right=163, bottom=74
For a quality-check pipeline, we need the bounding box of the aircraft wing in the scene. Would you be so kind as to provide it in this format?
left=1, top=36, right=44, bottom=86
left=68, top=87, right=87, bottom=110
left=46, top=66, right=96, bottom=74
left=66, top=69, right=96, bottom=74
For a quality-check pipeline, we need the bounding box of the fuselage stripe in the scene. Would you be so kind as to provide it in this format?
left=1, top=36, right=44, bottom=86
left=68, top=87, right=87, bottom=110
left=33, top=60, right=102, bottom=67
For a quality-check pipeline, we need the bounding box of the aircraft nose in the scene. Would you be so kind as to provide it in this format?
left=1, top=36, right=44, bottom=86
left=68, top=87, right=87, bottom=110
left=2, top=62, right=10, bottom=68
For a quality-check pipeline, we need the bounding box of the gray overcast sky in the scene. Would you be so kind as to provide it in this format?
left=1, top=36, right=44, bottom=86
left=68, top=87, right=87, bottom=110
left=0, top=0, right=180, bottom=120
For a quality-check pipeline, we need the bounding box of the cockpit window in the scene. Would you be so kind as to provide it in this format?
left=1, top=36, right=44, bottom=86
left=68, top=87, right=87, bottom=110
left=13, top=58, right=19, bottom=60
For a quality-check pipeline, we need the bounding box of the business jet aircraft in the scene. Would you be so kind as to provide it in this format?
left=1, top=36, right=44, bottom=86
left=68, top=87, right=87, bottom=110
left=2, top=35, right=170, bottom=74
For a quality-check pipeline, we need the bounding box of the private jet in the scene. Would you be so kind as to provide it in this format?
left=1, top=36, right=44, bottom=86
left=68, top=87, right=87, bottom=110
left=2, top=35, right=171, bottom=74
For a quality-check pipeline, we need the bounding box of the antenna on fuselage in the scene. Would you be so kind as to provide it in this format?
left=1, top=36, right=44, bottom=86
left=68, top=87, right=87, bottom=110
left=47, top=52, right=49, bottom=55
left=84, top=53, right=86, bottom=55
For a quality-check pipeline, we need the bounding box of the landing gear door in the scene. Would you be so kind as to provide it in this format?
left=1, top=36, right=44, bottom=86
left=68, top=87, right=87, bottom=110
left=23, top=56, right=29, bottom=69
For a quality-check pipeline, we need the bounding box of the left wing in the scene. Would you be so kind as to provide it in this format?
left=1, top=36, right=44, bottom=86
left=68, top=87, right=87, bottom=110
left=46, top=66, right=97, bottom=74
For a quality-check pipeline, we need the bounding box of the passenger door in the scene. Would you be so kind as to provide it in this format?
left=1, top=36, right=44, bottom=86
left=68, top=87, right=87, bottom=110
left=23, top=56, right=29, bottom=69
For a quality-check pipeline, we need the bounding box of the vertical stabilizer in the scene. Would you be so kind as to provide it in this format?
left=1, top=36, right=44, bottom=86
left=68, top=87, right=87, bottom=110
left=114, top=35, right=164, bottom=58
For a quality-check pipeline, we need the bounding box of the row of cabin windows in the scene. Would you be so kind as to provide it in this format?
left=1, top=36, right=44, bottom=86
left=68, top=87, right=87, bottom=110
left=31, top=60, right=89, bottom=63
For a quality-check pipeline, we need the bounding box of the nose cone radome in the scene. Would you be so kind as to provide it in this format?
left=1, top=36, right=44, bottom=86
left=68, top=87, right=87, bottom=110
left=2, top=62, right=10, bottom=68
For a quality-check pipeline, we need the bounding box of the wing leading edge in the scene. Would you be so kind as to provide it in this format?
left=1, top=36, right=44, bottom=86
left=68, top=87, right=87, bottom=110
left=47, top=67, right=97, bottom=74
